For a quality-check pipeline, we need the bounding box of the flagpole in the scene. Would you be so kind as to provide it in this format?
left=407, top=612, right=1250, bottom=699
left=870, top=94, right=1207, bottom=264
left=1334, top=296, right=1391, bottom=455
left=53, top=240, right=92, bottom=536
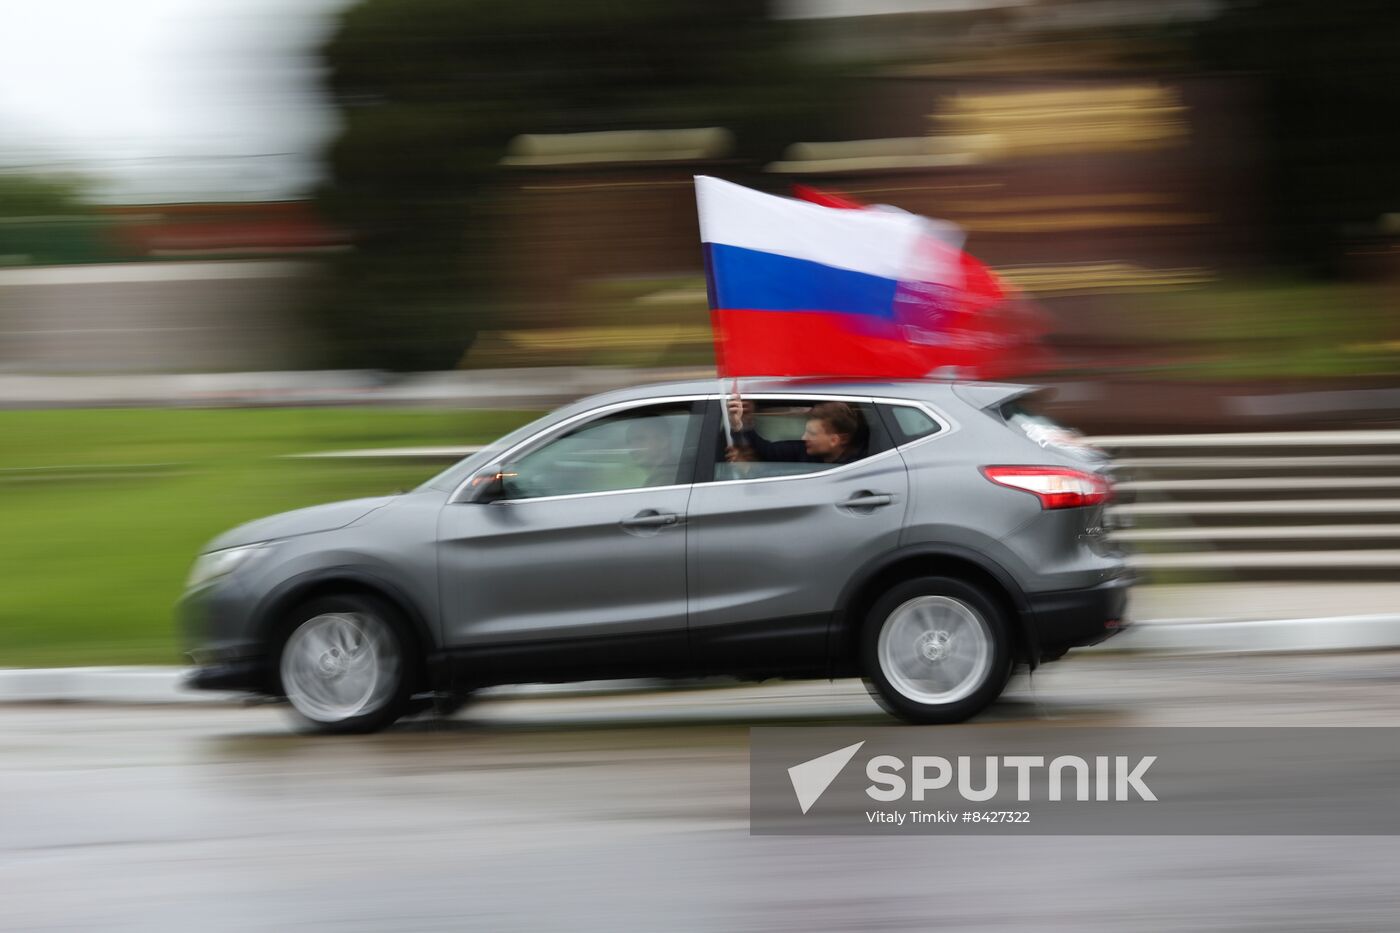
left=720, top=378, right=735, bottom=448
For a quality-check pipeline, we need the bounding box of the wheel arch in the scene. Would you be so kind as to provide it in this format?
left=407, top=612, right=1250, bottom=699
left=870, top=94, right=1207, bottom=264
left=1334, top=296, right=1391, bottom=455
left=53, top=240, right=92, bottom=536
left=831, top=544, right=1038, bottom=673
left=254, top=569, right=441, bottom=694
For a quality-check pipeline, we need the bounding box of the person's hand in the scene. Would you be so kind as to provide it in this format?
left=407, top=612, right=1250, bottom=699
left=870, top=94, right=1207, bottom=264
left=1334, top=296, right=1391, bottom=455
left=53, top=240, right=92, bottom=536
left=725, top=444, right=754, bottom=463
left=727, top=396, right=754, bottom=432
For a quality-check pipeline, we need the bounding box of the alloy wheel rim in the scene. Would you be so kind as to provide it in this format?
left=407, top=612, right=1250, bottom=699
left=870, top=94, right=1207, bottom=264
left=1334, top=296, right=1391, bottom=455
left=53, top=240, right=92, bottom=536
left=877, top=595, right=993, bottom=706
left=280, top=612, right=400, bottom=723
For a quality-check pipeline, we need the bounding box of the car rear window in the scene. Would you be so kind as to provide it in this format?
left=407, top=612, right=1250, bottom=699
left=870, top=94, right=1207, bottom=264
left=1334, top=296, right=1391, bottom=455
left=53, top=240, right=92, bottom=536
left=999, top=400, right=1093, bottom=454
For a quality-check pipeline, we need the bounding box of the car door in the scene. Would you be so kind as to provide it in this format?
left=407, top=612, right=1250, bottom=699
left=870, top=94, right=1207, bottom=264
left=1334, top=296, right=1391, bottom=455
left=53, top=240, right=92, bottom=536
left=437, top=399, right=704, bottom=681
left=685, top=394, right=910, bottom=675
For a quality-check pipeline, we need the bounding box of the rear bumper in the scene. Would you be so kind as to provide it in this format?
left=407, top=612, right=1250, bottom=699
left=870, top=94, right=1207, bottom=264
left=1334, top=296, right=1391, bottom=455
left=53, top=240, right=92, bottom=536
left=1027, top=573, right=1133, bottom=660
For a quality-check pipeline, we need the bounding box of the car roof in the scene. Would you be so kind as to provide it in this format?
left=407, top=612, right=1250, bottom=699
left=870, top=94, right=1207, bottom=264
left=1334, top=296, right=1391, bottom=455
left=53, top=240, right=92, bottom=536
left=575, top=376, right=1035, bottom=409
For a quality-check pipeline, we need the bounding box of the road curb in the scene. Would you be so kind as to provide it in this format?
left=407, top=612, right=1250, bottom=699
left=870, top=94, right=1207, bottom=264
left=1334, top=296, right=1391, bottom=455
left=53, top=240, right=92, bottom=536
left=0, top=667, right=227, bottom=705
left=6, top=614, right=1400, bottom=706
left=1084, top=613, right=1400, bottom=656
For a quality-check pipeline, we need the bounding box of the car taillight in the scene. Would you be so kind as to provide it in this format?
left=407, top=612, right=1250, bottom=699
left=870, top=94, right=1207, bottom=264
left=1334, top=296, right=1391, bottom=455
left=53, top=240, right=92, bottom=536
left=980, top=466, right=1111, bottom=510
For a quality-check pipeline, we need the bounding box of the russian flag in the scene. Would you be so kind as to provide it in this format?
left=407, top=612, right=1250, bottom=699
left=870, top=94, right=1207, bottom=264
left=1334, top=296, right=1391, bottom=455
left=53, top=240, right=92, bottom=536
left=695, top=175, right=969, bottom=380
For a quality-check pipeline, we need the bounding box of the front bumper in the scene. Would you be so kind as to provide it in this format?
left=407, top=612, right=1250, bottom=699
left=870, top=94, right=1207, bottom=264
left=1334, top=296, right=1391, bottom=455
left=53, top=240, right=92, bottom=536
left=179, top=580, right=268, bottom=694
left=1027, top=573, right=1133, bottom=661
left=184, top=658, right=266, bottom=692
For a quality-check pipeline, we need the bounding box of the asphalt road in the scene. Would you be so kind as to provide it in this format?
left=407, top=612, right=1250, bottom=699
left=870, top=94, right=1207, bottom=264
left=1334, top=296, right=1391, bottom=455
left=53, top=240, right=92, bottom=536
left=6, top=653, right=1400, bottom=932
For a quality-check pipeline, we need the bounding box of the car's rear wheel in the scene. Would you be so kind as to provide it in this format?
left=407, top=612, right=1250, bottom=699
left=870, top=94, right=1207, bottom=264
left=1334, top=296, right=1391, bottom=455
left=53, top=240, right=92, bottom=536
left=861, top=576, right=1013, bottom=724
left=277, top=594, right=413, bottom=734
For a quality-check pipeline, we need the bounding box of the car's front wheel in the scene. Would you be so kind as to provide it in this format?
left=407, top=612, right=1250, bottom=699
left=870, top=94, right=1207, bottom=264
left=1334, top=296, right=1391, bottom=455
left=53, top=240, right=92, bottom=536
left=861, top=576, right=1013, bottom=724
left=277, top=594, right=413, bottom=734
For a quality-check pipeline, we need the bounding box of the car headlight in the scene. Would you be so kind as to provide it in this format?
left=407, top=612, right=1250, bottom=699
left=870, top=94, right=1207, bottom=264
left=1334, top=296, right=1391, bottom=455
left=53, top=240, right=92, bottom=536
left=185, top=543, right=274, bottom=590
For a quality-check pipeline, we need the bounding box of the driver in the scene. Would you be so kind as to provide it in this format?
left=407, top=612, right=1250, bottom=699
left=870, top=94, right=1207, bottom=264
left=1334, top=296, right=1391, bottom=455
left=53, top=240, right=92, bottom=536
left=626, top=418, right=680, bottom=487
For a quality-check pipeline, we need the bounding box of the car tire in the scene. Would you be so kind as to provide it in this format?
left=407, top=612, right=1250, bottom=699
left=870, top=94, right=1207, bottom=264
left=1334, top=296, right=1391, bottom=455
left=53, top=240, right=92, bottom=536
left=276, top=593, right=416, bottom=735
left=861, top=576, right=1013, bottom=725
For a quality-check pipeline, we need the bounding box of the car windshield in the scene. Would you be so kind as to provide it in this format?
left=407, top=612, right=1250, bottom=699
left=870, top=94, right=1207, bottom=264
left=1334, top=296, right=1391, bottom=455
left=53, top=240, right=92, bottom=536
left=416, top=411, right=564, bottom=493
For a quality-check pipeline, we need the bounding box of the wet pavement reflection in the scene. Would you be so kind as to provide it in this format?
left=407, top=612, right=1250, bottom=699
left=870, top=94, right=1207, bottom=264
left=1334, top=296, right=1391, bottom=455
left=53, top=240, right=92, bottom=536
left=6, top=655, right=1400, bottom=931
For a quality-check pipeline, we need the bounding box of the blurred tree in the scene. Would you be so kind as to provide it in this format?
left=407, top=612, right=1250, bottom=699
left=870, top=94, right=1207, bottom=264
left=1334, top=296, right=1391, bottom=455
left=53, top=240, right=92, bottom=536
left=315, top=0, right=835, bottom=371
left=0, top=174, right=89, bottom=218
left=1198, top=0, right=1400, bottom=272
left=0, top=174, right=105, bottom=266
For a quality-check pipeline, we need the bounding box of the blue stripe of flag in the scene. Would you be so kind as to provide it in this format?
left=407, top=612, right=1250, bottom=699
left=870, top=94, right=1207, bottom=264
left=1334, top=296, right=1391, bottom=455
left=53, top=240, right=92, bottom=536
left=705, top=243, right=899, bottom=319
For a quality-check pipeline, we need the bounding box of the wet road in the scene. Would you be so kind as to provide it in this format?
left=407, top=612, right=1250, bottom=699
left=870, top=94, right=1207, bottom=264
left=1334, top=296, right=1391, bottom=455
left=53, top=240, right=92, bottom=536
left=6, top=654, right=1400, bottom=932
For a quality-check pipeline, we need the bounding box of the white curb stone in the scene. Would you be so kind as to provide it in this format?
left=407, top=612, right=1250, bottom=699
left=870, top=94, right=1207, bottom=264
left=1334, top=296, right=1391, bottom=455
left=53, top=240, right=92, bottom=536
left=1087, top=614, right=1400, bottom=656
left=5, top=614, right=1400, bottom=705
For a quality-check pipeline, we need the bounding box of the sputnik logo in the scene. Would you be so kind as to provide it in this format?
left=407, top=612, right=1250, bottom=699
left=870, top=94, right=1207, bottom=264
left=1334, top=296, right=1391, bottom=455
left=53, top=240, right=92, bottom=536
left=787, top=741, right=865, bottom=814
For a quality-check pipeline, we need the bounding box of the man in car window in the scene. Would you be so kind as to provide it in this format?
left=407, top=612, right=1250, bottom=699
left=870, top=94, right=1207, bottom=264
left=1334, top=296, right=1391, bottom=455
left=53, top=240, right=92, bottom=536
left=726, top=398, right=865, bottom=466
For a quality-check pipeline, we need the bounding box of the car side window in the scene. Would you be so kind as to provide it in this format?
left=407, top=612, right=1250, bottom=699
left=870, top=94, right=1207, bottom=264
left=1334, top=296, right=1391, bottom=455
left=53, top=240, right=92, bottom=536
left=710, top=397, right=884, bottom=482
left=882, top=403, right=944, bottom=445
left=502, top=404, right=697, bottom=500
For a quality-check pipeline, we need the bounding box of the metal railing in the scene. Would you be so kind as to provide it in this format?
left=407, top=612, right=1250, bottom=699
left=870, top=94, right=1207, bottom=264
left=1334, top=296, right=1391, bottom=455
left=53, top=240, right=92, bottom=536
left=1094, top=430, right=1400, bottom=576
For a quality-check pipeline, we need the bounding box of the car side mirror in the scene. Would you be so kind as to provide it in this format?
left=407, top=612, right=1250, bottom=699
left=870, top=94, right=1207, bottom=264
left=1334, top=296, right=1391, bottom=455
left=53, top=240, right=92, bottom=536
left=465, top=467, right=516, bottom=503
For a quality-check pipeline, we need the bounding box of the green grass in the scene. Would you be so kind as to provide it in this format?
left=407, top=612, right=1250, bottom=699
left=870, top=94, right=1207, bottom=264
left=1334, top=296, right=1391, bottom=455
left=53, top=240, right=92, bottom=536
left=1125, top=278, right=1400, bottom=380
left=0, top=408, right=539, bottom=667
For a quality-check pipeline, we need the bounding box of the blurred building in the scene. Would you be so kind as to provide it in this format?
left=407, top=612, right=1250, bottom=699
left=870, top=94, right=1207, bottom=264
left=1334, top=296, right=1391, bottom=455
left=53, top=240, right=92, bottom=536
left=0, top=203, right=341, bottom=372
left=0, top=260, right=319, bottom=373
left=485, top=0, right=1265, bottom=375
left=104, top=202, right=345, bottom=261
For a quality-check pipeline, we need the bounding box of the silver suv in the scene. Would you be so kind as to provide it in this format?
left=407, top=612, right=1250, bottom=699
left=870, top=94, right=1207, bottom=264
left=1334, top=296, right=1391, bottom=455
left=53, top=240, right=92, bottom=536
left=182, top=379, right=1131, bottom=732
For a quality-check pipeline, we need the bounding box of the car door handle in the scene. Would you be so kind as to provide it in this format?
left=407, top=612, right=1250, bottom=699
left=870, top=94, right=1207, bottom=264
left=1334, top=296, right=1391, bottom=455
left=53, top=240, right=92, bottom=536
left=620, top=510, right=680, bottom=528
left=840, top=492, right=894, bottom=510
